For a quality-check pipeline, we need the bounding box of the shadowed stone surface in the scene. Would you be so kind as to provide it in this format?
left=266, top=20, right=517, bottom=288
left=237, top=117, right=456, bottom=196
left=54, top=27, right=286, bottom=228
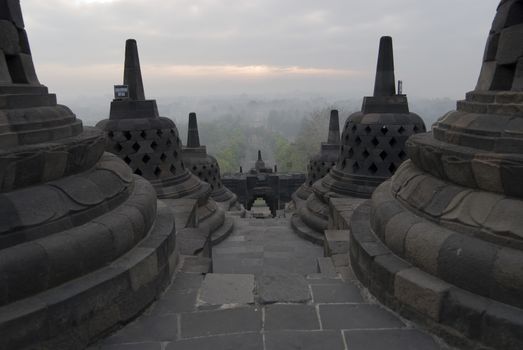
left=198, top=273, right=255, bottom=306
left=344, top=329, right=442, bottom=350
left=265, top=304, right=320, bottom=330
left=349, top=2, right=523, bottom=349
left=0, top=3, right=176, bottom=349
left=295, top=36, right=425, bottom=238
left=320, top=304, right=406, bottom=329
left=265, top=331, right=346, bottom=350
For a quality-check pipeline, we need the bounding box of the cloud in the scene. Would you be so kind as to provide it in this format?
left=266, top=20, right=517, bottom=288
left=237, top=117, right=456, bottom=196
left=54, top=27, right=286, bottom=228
left=22, top=0, right=498, bottom=99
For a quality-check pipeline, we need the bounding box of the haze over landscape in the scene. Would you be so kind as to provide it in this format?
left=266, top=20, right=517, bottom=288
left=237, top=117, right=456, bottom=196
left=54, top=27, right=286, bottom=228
left=20, top=0, right=499, bottom=171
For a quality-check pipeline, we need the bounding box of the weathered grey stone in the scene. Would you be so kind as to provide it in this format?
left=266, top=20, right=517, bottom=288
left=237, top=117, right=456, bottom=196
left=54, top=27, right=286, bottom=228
left=170, top=273, right=204, bottom=291
left=324, top=230, right=350, bottom=256
left=257, top=273, right=311, bottom=304
left=320, top=304, right=405, bottom=329
left=102, top=314, right=178, bottom=344
left=343, top=329, right=441, bottom=350
left=198, top=273, right=254, bottom=306
left=180, top=307, right=262, bottom=338
left=166, top=333, right=263, bottom=350
left=264, top=304, right=320, bottom=330
left=265, top=330, right=345, bottom=350
left=311, top=283, right=363, bottom=303
left=394, top=268, right=451, bottom=321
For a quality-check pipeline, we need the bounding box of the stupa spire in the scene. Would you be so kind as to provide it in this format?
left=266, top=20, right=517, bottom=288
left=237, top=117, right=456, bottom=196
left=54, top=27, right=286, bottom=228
left=373, top=36, right=396, bottom=97
left=187, top=112, right=201, bottom=147
left=123, top=39, right=145, bottom=100
left=327, top=109, right=340, bottom=144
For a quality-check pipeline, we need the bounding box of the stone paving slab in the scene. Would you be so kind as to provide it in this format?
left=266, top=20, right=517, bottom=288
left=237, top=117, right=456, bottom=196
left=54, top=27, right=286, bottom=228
left=102, top=314, right=178, bottom=344
left=149, top=289, right=198, bottom=315
left=91, top=342, right=162, bottom=350
left=320, top=304, right=405, bottom=330
left=264, top=330, right=346, bottom=350
left=170, top=273, right=204, bottom=291
left=180, top=307, right=262, bottom=338
left=311, top=283, right=363, bottom=303
left=198, top=273, right=255, bottom=306
left=344, top=329, right=444, bottom=350
left=257, top=273, right=311, bottom=304
left=166, top=333, right=263, bottom=350
left=265, top=304, right=320, bottom=330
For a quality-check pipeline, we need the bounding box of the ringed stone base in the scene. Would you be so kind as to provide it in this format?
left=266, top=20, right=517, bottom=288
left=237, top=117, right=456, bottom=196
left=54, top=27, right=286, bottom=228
left=0, top=201, right=177, bottom=350
left=348, top=197, right=523, bottom=350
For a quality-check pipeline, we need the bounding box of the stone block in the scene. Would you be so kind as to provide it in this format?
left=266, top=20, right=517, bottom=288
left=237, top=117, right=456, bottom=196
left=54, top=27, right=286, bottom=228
left=404, top=222, right=451, bottom=275
left=483, top=33, right=500, bottom=61
left=320, top=304, right=405, bottom=330
left=257, top=273, right=310, bottom=304
left=103, top=314, right=178, bottom=344
left=166, top=333, right=263, bottom=350
left=324, top=230, right=350, bottom=256
left=496, top=23, right=523, bottom=65
left=0, top=50, right=11, bottom=83
left=394, top=268, right=451, bottom=321
left=264, top=304, right=320, bottom=330
left=343, top=329, right=441, bottom=350
left=513, top=58, right=523, bottom=90
left=316, top=257, right=337, bottom=277
left=5, top=53, right=38, bottom=84
left=383, top=211, right=420, bottom=256
left=370, top=254, right=410, bottom=299
left=170, top=273, right=204, bottom=291
left=311, top=283, right=362, bottom=303
left=481, top=300, right=523, bottom=350
left=198, top=273, right=254, bottom=306
left=265, top=330, right=345, bottom=350
left=180, top=307, right=262, bottom=338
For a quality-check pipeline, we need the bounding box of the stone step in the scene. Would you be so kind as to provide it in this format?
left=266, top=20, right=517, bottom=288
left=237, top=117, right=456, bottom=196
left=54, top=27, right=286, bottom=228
left=317, top=257, right=338, bottom=278
left=290, top=213, right=324, bottom=245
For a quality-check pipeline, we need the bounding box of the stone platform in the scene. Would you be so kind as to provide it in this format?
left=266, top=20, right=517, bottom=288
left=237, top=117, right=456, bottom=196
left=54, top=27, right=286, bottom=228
left=90, top=216, right=447, bottom=350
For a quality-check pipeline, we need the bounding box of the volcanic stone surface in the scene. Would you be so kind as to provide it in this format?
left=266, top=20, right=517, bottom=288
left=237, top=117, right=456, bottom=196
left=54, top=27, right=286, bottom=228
left=349, top=2, right=523, bottom=349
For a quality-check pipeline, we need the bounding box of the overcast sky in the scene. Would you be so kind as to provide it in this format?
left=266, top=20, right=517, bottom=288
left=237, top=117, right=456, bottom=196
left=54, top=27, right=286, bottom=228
left=21, top=0, right=497, bottom=100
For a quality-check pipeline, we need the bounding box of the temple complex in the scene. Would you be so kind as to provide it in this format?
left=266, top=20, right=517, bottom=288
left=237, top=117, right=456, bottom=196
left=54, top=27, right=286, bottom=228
left=96, top=39, right=231, bottom=239
left=0, top=3, right=176, bottom=349
left=182, top=112, right=240, bottom=211
left=346, top=2, right=523, bottom=348
left=292, top=36, right=426, bottom=243
left=1, top=1, right=522, bottom=350
left=222, top=151, right=305, bottom=215
left=292, top=109, right=341, bottom=208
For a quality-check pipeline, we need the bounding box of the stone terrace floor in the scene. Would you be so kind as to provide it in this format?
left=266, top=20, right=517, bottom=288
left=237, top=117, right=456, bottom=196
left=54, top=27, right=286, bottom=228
left=90, top=217, right=450, bottom=350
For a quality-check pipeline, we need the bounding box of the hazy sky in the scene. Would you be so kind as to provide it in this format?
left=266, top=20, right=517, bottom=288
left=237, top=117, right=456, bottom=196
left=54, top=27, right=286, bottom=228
left=22, top=0, right=497, bottom=100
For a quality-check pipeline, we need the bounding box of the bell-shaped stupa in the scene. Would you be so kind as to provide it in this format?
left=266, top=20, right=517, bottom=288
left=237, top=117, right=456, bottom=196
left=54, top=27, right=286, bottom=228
left=182, top=112, right=240, bottom=210
left=350, top=2, right=523, bottom=349
left=0, top=3, right=175, bottom=349
left=293, top=36, right=425, bottom=242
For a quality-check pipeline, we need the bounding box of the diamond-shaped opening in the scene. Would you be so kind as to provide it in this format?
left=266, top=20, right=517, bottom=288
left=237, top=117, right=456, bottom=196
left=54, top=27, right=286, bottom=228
left=123, top=156, right=131, bottom=164
left=365, top=126, right=372, bottom=134
left=170, top=165, right=176, bottom=175
left=213, top=176, right=217, bottom=182
left=181, top=161, right=185, bottom=169
left=355, top=136, right=362, bottom=146
left=341, top=160, right=347, bottom=168
left=177, top=139, right=181, bottom=146
left=154, top=167, right=162, bottom=177
left=132, top=142, right=140, bottom=152
left=398, top=126, right=406, bottom=134
left=345, top=134, right=350, bottom=142
left=413, top=125, right=420, bottom=132
left=351, top=125, right=357, bottom=132
left=369, top=163, right=378, bottom=174
left=142, top=154, right=151, bottom=163
left=362, top=149, right=370, bottom=158
left=124, top=131, right=132, bottom=140
left=381, top=126, right=389, bottom=135
left=114, top=143, right=123, bottom=152
left=166, top=138, right=172, bottom=146
left=204, top=177, right=209, bottom=182
left=108, top=131, right=114, bottom=138
left=379, top=150, right=388, bottom=160
left=331, top=162, right=336, bottom=166
left=192, top=166, right=197, bottom=171
left=160, top=153, right=167, bottom=162
left=151, top=141, right=158, bottom=150
left=398, top=150, right=407, bottom=159
left=173, top=151, right=178, bottom=158
left=135, top=168, right=142, bottom=176
left=389, top=163, right=397, bottom=173
left=140, top=130, right=147, bottom=139
left=170, top=129, right=175, bottom=135
left=389, top=138, right=398, bottom=147
left=198, top=172, right=203, bottom=177
left=211, top=184, right=215, bottom=190
left=371, top=137, right=379, bottom=146
left=157, top=129, right=163, bottom=137
left=348, top=148, right=354, bottom=158
left=352, top=161, right=360, bottom=173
